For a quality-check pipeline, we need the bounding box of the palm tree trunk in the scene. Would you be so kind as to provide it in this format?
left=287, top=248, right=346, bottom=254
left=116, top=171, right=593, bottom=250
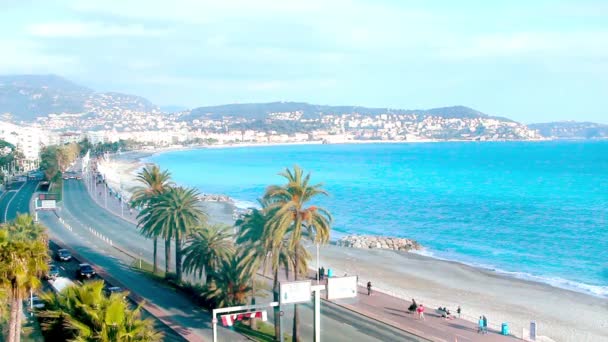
left=273, top=269, right=280, bottom=341
left=251, top=277, right=257, bottom=330
left=14, top=295, right=22, bottom=342
left=8, top=293, right=19, bottom=342
left=165, top=238, right=171, bottom=277
left=292, top=253, right=300, bottom=342
left=175, top=231, right=182, bottom=283
left=153, top=237, right=158, bottom=274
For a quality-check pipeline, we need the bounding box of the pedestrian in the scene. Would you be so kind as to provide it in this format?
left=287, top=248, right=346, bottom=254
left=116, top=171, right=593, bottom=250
left=367, top=281, right=372, bottom=296
left=482, top=315, right=488, bottom=334
left=457, top=305, right=461, bottom=318
left=417, top=304, right=425, bottom=320
left=478, top=316, right=484, bottom=333
left=320, top=267, right=325, bottom=280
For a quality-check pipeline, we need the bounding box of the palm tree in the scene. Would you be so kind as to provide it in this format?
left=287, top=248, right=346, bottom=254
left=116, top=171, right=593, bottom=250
left=235, top=202, right=272, bottom=330
left=203, top=256, right=253, bottom=308
left=139, top=186, right=206, bottom=282
left=0, top=220, right=49, bottom=342
left=182, top=224, right=234, bottom=284
left=132, top=165, right=173, bottom=274
left=10, top=214, right=47, bottom=243
left=38, top=280, right=162, bottom=341
left=263, top=165, right=332, bottom=342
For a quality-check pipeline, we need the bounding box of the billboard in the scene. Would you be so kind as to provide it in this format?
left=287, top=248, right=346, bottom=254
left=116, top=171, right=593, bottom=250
left=280, top=281, right=311, bottom=304
left=327, top=276, right=358, bottom=300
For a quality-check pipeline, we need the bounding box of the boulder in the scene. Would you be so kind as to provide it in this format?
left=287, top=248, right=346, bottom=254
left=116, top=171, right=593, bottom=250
left=337, top=235, right=421, bottom=252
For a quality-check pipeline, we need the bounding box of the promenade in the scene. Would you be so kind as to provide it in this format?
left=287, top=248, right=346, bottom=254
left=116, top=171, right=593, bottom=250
left=85, top=171, right=518, bottom=342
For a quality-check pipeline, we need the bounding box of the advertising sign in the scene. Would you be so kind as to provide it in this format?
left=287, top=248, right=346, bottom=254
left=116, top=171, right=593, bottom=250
left=327, top=276, right=358, bottom=300
left=280, top=281, right=311, bottom=304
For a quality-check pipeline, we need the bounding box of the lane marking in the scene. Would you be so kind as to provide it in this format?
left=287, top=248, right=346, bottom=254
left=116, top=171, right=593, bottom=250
left=4, top=182, right=26, bottom=222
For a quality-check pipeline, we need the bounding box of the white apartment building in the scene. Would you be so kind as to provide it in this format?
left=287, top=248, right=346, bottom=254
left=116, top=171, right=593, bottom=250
left=0, top=121, right=48, bottom=160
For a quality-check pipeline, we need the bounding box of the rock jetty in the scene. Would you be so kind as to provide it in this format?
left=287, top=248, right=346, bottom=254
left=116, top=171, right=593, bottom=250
left=337, top=235, right=421, bottom=251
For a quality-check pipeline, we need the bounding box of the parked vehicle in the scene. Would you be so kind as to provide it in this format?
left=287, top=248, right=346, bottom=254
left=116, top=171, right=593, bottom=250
left=55, top=249, right=72, bottom=261
left=77, top=263, right=96, bottom=279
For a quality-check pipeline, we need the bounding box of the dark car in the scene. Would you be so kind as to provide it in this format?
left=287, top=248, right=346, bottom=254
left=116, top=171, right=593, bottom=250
left=78, top=264, right=96, bottom=279
left=46, top=264, right=60, bottom=280
left=104, top=286, right=127, bottom=298
left=55, top=249, right=72, bottom=261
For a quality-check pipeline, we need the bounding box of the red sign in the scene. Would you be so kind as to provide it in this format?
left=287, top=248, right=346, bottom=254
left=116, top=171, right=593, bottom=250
left=220, top=311, right=267, bottom=327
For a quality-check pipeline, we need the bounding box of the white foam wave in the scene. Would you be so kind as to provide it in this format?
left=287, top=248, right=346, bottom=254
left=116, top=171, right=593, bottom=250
left=232, top=199, right=260, bottom=210
left=419, top=250, right=608, bottom=298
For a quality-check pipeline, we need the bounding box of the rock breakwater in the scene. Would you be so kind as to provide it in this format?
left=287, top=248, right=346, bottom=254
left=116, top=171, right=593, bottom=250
left=337, top=235, right=421, bottom=251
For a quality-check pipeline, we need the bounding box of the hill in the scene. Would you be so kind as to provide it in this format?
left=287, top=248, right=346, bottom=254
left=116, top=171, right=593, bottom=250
left=185, top=102, right=502, bottom=121
left=0, top=74, right=158, bottom=121
left=528, top=121, right=608, bottom=139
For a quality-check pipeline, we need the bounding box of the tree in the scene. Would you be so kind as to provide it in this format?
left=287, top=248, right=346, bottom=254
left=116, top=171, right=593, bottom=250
left=182, top=224, right=234, bottom=284
left=139, top=186, right=206, bottom=282
left=132, top=165, right=173, bottom=274
left=235, top=202, right=272, bottom=330
left=263, top=165, right=332, bottom=342
left=203, top=256, right=252, bottom=308
left=38, top=280, right=162, bottom=341
left=0, top=216, right=49, bottom=342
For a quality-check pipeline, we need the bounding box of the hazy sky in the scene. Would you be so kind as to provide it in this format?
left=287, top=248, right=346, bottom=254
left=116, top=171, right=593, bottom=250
left=1, top=0, right=607, bottom=123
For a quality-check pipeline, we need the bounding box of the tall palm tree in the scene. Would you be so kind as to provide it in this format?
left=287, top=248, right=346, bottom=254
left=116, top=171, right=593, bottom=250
left=235, top=202, right=272, bottom=330
left=39, top=280, right=162, bottom=341
left=182, top=224, right=234, bottom=284
left=10, top=214, right=46, bottom=243
left=140, top=186, right=206, bottom=282
left=263, top=165, right=332, bottom=342
left=203, top=256, right=253, bottom=308
left=0, top=221, right=49, bottom=342
left=132, top=165, right=173, bottom=274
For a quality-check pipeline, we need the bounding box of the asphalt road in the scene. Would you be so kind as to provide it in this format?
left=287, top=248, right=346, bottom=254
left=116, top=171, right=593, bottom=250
left=0, top=180, right=186, bottom=341
left=59, top=179, right=426, bottom=342
left=1, top=180, right=38, bottom=223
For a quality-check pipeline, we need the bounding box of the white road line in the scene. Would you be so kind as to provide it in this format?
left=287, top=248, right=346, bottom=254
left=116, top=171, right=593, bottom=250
left=4, top=182, right=26, bottom=222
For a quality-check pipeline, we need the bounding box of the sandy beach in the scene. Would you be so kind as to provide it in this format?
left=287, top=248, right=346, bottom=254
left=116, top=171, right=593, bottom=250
left=99, top=146, right=608, bottom=342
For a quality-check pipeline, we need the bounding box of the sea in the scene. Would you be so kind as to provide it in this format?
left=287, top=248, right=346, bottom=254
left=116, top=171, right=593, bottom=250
left=147, top=141, right=608, bottom=298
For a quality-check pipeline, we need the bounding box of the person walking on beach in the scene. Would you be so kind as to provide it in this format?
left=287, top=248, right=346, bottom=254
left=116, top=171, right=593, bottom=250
left=367, top=281, right=372, bottom=296
left=320, top=267, right=325, bottom=281
left=482, top=315, right=488, bottom=334
left=457, top=306, right=461, bottom=318
left=478, top=316, right=484, bottom=333
left=417, top=304, right=425, bottom=320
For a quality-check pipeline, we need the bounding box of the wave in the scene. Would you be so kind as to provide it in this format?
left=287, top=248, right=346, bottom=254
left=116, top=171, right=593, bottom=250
left=412, top=248, right=608, bottom=298
left=232, top=199, right=260, bottom=210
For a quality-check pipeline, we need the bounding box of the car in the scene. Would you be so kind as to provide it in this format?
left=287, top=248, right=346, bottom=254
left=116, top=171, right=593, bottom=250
left=55, top=249, right=72, bottom=261
left=77, top=263, right=96, bottom=279
left=104, top=286, right=127, bottom=298
left=46, top=264, right=60, bottom=280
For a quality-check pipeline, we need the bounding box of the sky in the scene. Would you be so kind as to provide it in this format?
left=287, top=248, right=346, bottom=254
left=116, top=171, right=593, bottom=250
left=1, top=0, right=607, bottom=123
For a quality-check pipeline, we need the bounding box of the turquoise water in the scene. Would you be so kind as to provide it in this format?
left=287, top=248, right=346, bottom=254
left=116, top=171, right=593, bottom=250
left=148, top=141, right=608, bottom=297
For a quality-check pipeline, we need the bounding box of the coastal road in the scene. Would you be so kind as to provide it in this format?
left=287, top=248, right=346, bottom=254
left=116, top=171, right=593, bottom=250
left=37, top=181, right=247, bottom=342
left=62, top=178, right=428, bottom=341
left=1, top=180, right=38, bottom=223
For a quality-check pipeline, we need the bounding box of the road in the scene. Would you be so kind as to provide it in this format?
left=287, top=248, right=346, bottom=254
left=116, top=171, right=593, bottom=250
left=59, top=178, right=427, bottom=341
left=1, top=180, right=38, bottom=222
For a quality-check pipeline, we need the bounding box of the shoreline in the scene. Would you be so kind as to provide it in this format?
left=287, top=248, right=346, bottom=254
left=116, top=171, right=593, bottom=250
left=98, top=144, right=608, bottom=341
